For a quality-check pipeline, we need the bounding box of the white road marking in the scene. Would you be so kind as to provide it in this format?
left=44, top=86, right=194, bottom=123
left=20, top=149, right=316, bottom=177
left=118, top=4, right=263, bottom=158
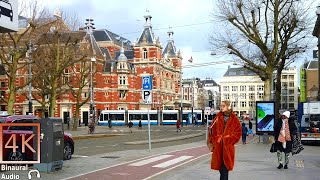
left=72, top=155, right=89, bottom=158
left=128, top=155, right=173, bottom=166
left=143, top=153, right=210, bottom=180
left=61, top=145, right=206, bottom=180
left=152, top=156, right=193, bottom=168
left=96, top=146, right=104, bottom=148
left=78, top=147, right=89, bottom=149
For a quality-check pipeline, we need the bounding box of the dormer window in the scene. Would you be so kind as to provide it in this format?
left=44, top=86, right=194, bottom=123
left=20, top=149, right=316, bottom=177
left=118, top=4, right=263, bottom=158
left=143, top=48, right=148, bottom=59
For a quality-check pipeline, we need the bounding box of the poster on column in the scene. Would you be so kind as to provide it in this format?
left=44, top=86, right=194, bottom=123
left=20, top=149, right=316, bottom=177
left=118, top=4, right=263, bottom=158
left=256, top=101, right=275, bottom=135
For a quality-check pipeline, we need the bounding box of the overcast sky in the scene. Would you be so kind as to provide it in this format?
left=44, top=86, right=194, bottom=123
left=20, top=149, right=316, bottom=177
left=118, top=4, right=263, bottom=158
left=33, top=0, right=320, bottom=83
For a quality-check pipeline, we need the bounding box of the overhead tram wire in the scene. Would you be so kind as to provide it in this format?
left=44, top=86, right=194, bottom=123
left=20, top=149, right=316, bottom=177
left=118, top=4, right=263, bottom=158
left=116, top=21, right=213, bottom=36
left=183, top=60, right=234, bottom=68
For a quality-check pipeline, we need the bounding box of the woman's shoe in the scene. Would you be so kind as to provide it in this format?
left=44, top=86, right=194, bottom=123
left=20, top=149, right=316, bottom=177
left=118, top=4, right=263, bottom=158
left=277, top=164, right=283, bottom=169
left=284, top=164, right=288, bottom=169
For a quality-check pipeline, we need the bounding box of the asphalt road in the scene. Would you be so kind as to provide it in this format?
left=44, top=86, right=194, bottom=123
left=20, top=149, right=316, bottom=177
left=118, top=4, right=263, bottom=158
left=73, top=127, right=207, bottom=156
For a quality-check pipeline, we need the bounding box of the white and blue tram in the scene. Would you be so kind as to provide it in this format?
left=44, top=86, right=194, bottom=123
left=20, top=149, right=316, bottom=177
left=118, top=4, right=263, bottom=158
left=128, top=110, right=158, bottom=125
left=98, top=109, right=213, bottom=126
left=98, top=110, right=126, bottom=126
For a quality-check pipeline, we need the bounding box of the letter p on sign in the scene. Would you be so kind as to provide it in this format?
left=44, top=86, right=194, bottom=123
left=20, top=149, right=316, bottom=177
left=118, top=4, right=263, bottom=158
left=142, top=90, right=152, bottom=104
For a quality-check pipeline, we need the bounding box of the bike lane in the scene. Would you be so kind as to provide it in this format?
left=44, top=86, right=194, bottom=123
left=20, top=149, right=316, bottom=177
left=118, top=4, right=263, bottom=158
left=66, top=145, right=210, bottom=180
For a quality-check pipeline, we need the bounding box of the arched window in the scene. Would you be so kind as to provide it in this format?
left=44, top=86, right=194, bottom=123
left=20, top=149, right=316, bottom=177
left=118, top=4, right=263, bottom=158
left=143, top=48, right=148, bottom=59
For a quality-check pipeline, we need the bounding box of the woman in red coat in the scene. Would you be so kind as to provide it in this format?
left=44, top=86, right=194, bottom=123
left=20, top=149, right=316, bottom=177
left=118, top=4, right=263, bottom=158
left=207, top=100, right=242, bottom=180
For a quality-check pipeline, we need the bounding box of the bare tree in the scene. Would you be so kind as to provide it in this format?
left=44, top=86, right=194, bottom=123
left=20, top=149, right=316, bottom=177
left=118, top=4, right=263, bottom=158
left=33, top=31, right=87, bottom=117
left=211, top=0, right=313, bottom=117
left=0, top=0, right=50, bottom=115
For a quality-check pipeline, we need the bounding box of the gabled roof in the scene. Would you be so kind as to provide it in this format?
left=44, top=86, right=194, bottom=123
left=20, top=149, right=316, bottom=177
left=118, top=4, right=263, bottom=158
left=115, top=50, right=134, bottom=60
left=136, top=27, right=155, bottom=45
left=223, top=67, right=256, bottom=77
left=162, top=41, right=176, bottom=57
left=201, top=79, right=218, bottom=86
left=306, top=60, right=318, bottom=69
left=93, top=29, right=132, bottom=49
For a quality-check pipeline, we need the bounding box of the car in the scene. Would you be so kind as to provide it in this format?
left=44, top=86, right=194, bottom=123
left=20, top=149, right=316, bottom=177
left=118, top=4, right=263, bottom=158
left=0, top=0, right=13, bottom=22
left=0, top=115, right=74, bottom=161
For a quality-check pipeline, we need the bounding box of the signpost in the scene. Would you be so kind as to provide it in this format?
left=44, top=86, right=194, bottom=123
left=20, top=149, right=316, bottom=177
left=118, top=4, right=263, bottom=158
left=142, top=76, right=152, bottom=152
left=0, top=0, right=18, bottom=32
left=205, top=107, right=211, bottom=141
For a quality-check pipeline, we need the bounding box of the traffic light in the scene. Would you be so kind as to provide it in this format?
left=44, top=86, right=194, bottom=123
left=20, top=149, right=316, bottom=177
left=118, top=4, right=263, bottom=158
left=209, top=100, right=212, bottom=107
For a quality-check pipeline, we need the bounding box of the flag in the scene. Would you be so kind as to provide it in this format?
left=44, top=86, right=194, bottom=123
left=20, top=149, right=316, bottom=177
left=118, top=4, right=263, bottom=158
left=188, top=56, right=193, bottom=63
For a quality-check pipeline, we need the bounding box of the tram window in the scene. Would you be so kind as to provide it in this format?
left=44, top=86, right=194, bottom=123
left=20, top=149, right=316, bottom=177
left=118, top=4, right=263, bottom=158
left=150, top=114, right=158, bottom=120
left=111, top=114, right=124, bottom=121
left=182, top=114, right=188, bottom=120
left=103, top=114, right=108, bottom=121
left=163, top=114, right=177, bottom=120
left=196, top=114, right=201, bottom=120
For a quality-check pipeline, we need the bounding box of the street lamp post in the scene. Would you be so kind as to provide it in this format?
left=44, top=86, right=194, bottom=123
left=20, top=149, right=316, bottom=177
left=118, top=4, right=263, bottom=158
left=180, top=73, right=183, bottom=127
left=86, top=18, right=96, bottom=123
left=27, top=41, right=33, bottom=115
left=90, top=57, right=96, bottom=122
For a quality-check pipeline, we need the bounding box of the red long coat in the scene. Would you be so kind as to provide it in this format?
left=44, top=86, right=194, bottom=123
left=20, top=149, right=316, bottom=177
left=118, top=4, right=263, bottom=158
left=208, top=112, right=241, bottom=171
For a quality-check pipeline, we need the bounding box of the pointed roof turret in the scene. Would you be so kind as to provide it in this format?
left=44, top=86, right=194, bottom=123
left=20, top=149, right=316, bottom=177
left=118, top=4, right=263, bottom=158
left=117, top=42, right=127, bottom=61
left=136, top=10, right=157, bottom=46
left=162, top=27, right=176, bottom=57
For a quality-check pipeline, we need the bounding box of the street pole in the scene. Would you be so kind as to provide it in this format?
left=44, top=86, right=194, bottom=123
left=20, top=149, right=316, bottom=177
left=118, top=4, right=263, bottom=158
left=86, top=18, right=96, bottom=123
left=27, top=41, right=33, bottom=115
left=148, top=104, right=151, bottom=152
left=191, top=79, right=194, bottom=125
left=206, top=114, right=209, bottom=141
left=180, top=74, right=183, bottom=127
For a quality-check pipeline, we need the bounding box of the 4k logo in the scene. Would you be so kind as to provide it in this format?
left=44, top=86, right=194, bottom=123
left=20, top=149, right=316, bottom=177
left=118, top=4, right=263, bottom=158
left=0, top=123, right=40, bottom=164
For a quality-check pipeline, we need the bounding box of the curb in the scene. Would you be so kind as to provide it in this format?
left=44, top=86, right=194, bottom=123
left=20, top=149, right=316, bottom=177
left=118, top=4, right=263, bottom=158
left=124, top=132, right=205, bottom=145
left=73, top=133, right=125, bottom=140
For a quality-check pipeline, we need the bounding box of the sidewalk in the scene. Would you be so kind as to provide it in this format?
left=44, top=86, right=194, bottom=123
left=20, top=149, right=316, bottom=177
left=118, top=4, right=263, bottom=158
left=2, top=135, right=318, bottom=180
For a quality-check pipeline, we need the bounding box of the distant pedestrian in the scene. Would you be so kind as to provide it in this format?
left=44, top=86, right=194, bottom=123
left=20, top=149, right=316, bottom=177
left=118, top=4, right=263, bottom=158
left=274, top=111, right=297, bottom=169
left=108, top=119, right=112, bottom=128
left=207, top=100, right=241, bottom=180
left=138, top=120, right=142, bottom=129
left=176, top=119, right=181, bottom=132
left=248, top=119, right=253, bottom=136
left=128, top=120, right=133, bottom=133
left=241, top=122, right=248, bottom=144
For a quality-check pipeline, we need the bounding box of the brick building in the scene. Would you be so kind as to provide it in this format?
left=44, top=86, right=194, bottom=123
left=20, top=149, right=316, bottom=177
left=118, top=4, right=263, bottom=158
left=0, top=11, right=183, bottom=124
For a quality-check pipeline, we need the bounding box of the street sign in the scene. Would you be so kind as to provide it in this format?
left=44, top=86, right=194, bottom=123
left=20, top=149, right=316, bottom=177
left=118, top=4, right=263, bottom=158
left=205, top=107, right=211, bottom=115
left=0, top=0, right=18, bottom=32
left=142, top=76, right=152, bottom=90
left=142, top=90, right=152, bottom=104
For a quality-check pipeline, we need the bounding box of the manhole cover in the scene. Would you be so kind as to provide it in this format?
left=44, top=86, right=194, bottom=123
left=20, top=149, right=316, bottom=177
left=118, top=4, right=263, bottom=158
left=101, top=156, right=120, bottom=159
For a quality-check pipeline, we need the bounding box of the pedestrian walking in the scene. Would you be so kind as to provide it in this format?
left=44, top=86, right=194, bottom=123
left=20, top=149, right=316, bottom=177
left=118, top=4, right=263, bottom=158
left=176, top=119, right=181, bottom=132
left=248, top=119, right=253, bottom=135
left=108, top=119, right=112, bottom=128
left=128, top=120, right=134, bottom=133
left=273, top=111, right=297, bottom=169
left=207, top=100, right=242, bottom=180
left=241, top=122, right=248, bottom=144
left=138, top=119, right=142, bottom=129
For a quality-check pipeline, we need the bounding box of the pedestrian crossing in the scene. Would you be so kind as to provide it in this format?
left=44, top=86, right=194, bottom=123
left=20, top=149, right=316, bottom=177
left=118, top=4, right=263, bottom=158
left=128, top=154, right=194, bottom=169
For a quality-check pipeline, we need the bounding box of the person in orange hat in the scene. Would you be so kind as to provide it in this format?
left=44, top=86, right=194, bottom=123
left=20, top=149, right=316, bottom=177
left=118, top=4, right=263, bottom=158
left=207, top=100, right=242, bottom=180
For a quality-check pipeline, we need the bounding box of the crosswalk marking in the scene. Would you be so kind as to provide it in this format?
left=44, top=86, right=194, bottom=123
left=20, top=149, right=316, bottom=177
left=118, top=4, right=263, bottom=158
left=128, top=155, right=173, bottom=166
left=152, top=156, right=193, bottom=168
left=295, top=160, right=304, bottom=168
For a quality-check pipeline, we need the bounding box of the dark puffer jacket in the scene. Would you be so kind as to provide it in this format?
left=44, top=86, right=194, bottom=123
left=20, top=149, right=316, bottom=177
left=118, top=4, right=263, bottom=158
left=273, top=117, right=297, bottom=153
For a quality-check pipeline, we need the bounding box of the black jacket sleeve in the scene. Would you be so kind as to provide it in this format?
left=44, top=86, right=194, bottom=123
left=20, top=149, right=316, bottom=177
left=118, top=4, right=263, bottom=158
left=289, top=118, right=298, bottom=135
left=274, top=118, right=281, bottom=140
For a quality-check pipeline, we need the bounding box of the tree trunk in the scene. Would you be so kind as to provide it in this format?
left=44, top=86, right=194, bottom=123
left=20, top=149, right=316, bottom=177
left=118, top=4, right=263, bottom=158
left=263, top=78, right=271, bottom=101
left=274, top=68, right=282, bottom=123
left=72, top=103, right=80, bottom=131
left=49, top=80, right=58, bottom=117
left=7, top=72, right=17, bottom=115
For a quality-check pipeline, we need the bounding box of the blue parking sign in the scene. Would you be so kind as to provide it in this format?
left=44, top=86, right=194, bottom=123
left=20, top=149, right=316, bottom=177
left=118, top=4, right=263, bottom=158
left=142, top=76, right=152, bottom=90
